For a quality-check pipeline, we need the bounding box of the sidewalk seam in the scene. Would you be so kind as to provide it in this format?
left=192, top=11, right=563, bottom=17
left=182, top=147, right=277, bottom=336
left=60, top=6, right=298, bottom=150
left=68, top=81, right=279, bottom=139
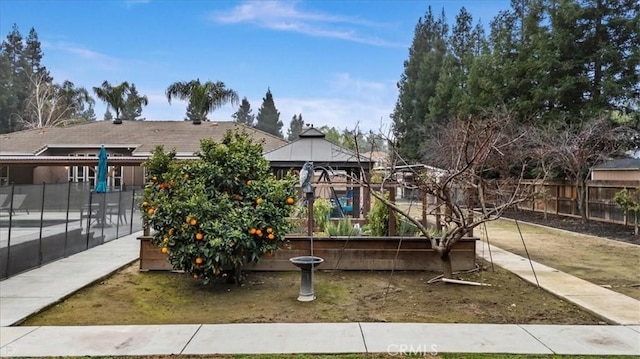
left=179, top=324, right=203, bottom=354
left=357, top=322, right=368, bottom=353
left=517, top=324, right=556, bottom=355
left=0, top=326, right=40, bottom=350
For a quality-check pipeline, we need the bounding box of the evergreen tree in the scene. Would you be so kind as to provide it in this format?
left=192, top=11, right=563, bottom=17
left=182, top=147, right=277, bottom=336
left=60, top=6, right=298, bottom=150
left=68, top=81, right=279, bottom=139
left=232, top=97, right=255, bottom=127
left=24, top=27, right=50, bottom=82
left=391, top=7, right=449, bottom=162
left=0, top=24, right=52, bottom=133
left=56, top=80, right=95, bottom=123
left=318, top=125, right=342, bottom=145
left=286, top=114, right=304, bottom=140
left=255, top=88, right=283, bottom=138
left=121, top=83, right=148, bottom=120
left=0, top=24, right=27, bottom=133
left=104, top=108, right=113, bottom=121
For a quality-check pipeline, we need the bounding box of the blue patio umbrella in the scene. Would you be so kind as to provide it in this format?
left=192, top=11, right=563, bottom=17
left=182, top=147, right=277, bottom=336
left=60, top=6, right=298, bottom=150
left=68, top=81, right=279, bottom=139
left=95, top=145, right=108, bottom=193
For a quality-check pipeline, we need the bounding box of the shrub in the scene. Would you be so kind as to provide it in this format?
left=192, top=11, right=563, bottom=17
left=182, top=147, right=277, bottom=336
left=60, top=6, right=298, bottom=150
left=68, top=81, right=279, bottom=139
left=325, top=217, right=359, bottom=236
left=365, top=194, right=398, bottom=236
left=397, top=218, right=421, bottom=237
left=313, top=198, right=332, bottom=230
left=140, top=129, right=297, bottom=284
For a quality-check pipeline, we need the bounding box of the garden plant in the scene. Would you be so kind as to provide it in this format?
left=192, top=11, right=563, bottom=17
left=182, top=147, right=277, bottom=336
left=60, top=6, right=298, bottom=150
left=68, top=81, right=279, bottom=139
left=141, top=129, right=297, bottom=283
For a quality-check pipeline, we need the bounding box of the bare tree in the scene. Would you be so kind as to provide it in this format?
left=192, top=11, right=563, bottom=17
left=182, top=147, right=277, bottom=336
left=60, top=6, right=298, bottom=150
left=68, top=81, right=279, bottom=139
left=355, top=112, right=535, bottom=279
left=18, top=72, right=92, bottom=129
left=542, top=117, right=631, bottom=223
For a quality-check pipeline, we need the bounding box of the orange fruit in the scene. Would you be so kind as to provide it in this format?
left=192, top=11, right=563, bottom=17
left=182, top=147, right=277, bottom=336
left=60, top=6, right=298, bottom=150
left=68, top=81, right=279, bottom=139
left=255, top=229, right=263, bottom=237
left=168, top=228, right=174, bottom=235
left=266, top=227, right=273, bottom=234
left=195, top=232, right=204, bottom=240
left=183, top=173, right=190, bottom=179
left=190, top=218, right=197, bottom=226
left=246, top=180, right=252, bottom=186
left=286, top=197, right=295, bottom=205
left=142, top=201, right=149, bottom=207
left=195, top=257, right=203, bottom=264
left=147, top=207, right=155, bottom=215
left=163, top=237, right=169, bottom=243
left=256, top=198, right=263, bottom=206
left=152, top=176, right=157, bottom=182
left=161, top=247, right=168, bottom=254
left=267, top=233, right=275, bottom=240
left=249, top=228, right=256, bottom=235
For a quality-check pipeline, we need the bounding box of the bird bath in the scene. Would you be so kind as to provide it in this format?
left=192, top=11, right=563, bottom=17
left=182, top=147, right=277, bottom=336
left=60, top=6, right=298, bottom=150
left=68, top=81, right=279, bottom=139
left=289, top=256, right=324, bottom=302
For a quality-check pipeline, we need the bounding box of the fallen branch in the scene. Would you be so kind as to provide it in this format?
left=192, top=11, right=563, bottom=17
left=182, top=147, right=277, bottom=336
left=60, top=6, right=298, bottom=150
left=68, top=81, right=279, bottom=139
left=442, top=278, right=492, bottom=286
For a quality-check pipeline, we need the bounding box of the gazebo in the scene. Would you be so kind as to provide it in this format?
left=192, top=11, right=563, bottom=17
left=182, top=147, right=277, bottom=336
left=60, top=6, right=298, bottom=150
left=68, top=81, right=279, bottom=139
left=264, top=126, right=375, bottom=219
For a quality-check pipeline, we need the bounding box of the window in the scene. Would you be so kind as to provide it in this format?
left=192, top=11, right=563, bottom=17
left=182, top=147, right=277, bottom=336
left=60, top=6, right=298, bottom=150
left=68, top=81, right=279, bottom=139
left=0, top=166, right=8, bottom=185
left=68, top=153, right=124, bottom=190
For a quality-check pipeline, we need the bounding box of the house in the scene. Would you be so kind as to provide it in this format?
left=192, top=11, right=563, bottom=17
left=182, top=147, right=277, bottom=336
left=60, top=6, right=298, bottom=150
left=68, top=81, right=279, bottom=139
left=591, top=158, right=640, bottom=181
left=0, top=120, right=287, bottom=188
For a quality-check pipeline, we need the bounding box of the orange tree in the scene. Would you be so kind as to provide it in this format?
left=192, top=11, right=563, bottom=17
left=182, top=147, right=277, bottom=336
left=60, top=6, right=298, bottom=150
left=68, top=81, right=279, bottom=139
left=141, top=129, right=297, bottom=283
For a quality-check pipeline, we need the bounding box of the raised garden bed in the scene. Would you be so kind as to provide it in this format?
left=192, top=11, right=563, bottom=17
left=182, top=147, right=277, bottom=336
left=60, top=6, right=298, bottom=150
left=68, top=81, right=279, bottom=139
left=138, top=235, right=477, bottom=272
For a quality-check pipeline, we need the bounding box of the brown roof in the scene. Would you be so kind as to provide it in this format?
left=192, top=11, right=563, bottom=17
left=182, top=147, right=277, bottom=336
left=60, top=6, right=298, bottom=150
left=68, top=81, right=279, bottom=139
left=0, top=121, right=287, bottom=157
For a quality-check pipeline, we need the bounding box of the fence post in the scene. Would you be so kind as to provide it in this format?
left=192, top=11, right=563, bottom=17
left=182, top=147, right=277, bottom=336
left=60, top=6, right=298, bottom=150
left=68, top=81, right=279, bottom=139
left=388, top=186, right=396, bottom=236
left=38, top=182, right=46, bottom=265
left=86, top=191, right=93, bottom=249
left=130, top=188, right=136, bottom=234
left=4, top=184, right=15, bottom=279
left=100, top=192, right=106, bottom=240
left=64, top=181, right=71, bottom=257
left=115, top=189, right=123, bottom=238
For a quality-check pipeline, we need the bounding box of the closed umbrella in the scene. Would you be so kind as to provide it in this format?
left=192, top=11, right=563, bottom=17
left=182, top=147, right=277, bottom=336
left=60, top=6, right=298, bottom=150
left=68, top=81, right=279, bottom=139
left=95, top=146, right=108, bottom=193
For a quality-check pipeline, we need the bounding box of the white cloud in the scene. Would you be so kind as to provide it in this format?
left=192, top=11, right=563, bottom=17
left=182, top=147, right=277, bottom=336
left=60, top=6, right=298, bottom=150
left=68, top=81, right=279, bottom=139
left=210, top=1, right=402, bottom=47
left=275, top=96, right=393, bottom=134
left=44, top=41, right=123, bottom=72
left=328, top=73, right=389, bottom=97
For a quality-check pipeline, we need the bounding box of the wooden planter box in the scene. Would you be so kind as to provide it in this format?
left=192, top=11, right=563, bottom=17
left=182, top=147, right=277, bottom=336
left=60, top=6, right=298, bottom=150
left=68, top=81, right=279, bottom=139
left=138, top=235, right=477, bottom=272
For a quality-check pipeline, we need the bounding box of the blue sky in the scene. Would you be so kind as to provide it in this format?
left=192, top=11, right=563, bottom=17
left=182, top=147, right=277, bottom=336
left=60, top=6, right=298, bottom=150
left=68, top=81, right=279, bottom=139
left=0, top=0, right=510, bottom=133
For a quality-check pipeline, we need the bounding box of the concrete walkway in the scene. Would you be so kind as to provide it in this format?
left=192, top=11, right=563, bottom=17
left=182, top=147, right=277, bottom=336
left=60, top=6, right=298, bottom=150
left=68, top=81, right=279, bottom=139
left=0, top=229, right=639, bottom=356
left=476, top=240, right=640, bottom=325
left=1, top=323, right=639, bottom=356
left=0, top=231, right=141, bottom=327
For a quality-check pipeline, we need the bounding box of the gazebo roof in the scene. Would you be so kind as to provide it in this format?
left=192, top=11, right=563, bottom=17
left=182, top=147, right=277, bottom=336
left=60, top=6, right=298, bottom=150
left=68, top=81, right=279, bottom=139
left=264, top=127, right=374, bottom=169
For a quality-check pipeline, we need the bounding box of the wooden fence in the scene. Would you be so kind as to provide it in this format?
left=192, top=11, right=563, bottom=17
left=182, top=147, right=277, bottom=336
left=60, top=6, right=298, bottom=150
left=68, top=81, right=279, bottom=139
left=517, top=180, right=640, bottom=225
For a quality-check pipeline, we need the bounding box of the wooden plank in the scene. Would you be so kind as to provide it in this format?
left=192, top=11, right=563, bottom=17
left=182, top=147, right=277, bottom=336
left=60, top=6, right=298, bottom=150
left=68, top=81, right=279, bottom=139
left=139, top=235, right=478, bottom=272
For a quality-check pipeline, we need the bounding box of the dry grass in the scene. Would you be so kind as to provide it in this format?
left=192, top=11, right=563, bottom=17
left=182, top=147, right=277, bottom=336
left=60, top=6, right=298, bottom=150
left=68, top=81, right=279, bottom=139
left=481, top=219, right=640, bottom=300
left=22, top=259, right=602, bottom=326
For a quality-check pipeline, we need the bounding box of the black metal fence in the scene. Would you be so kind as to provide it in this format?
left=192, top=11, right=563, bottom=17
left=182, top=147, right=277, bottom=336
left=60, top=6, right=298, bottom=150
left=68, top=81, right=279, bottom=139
left=0, top=182, right=144, bottom=279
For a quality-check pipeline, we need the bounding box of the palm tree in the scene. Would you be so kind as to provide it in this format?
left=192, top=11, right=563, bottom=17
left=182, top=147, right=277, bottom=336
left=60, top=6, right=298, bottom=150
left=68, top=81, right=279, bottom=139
left=166, top=79, right=239, bottom=124
left=93, top=81, right=130, bottom=123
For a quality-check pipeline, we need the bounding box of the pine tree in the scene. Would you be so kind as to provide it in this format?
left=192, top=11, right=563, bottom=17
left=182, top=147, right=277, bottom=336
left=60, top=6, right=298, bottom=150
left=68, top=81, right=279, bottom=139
left=24, top=27, right=50, bottom=82
left=255, top=88, right=283, bottom=138
left=0, top=24, right=27, bottom=133
left=104, top=108, right=113, bottom=121
left=286, top=114, right=304, bottom=140
left=121, top=83, right=148, bottom=120
left=232, top=97, right=255, bottom=127
left=392, top=7, right=449, bottom=162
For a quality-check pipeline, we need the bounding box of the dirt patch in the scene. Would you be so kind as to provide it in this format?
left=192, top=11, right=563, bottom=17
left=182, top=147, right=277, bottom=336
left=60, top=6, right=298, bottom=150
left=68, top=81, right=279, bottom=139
left=482, top=217, right=640, bottom=299
left=22, top=260, right=603, bottom=326
left=503, top=209, right=640, bottom=245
